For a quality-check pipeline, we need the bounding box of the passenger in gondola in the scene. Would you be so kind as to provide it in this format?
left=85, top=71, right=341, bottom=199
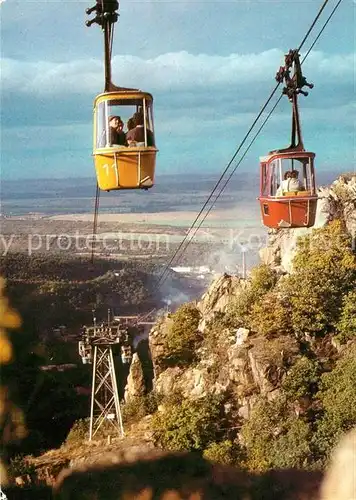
left=127, top=117, right=135, bottom=132
left=276, top=171, right=291, bottom=196
left=282, top=171, right=292, bottom=190
left=108, top=115, right=127, bottom=146
left=116, top=117, right=128, bottom=146
left=289, top=170, right=303, bottom=191
left=126, top=111, right=154, bottom=147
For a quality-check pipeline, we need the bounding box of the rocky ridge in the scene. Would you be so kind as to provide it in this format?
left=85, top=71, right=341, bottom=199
left=123, top=175, right=356, bottom=443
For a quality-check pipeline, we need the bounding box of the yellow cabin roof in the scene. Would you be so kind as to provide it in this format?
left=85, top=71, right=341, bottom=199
left=94, top=90, right=154, bottom=106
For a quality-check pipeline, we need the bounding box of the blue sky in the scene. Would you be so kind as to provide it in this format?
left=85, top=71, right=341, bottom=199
left=1, top=0, right=354, bottom=180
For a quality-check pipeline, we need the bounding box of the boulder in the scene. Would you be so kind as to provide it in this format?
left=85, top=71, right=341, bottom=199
left=124, top=353, right=146, bottom=403
left=197, top=274, right=248, bottom=332
left=154, top=367, right=183, bottom=397
left=148, top=317, right=174, bottom=378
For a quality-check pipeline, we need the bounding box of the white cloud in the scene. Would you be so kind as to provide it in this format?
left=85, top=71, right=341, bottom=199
left=1, top=49, right=354, bottom=96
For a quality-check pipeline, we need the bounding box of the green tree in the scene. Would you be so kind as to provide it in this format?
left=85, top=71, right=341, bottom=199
left=203, top=440, right=240, bottom=465
left=313, top=344, right=356, bottom=462
left=164, top=303, right=202, bottom=365
left=336, top=290, right=356, bottom=343
left=227, top=265, right=278, bottom=327
left=285, top=221, right=356, bottom=337
left=282, top=357, right=320, bottom=400
left=248, top=291, right=292, bottom=337
left=151, top=395, right=223, bottom=452
left=241, top=396, right=312, bottom=471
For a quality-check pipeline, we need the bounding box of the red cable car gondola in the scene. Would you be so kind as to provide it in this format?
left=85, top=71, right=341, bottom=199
left=259, top=50, right=318, bottom=229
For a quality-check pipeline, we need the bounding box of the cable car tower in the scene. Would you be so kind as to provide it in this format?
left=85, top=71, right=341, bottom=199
left=78, top=310, right=133, bottom=440
left=78, top=309, right=156, bottom=440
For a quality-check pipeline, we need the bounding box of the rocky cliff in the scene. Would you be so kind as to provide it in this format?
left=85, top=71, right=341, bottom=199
left=123, top=173, right=356, bottom=474
left=147, top=274, right=299, bottom=419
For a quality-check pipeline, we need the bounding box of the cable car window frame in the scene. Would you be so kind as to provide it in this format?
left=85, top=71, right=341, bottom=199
left=261, top=162, right=267, bottom=196
left=143, top=98, right=147, bottom=146
left=269, top=159, right=279, bottom=197
left=95, top=97, right=155, bottom=150
left=266, top=154, right=316, bottom=197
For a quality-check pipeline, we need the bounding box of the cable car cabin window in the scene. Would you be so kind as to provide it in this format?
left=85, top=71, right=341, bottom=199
left=269, top=159, right=280, bottom=196
left=273, top=157, right=313, bottom=196
left=95, top=98, right=155, bottom=149
left=261, top=163, right=269, bottom=196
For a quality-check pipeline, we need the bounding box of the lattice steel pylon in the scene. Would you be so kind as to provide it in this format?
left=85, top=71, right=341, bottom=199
left=78, top=310, right=156, bottom=441
left=89, top=344, right=124, bottom=440
left=78, top=312, right=131, bottom=442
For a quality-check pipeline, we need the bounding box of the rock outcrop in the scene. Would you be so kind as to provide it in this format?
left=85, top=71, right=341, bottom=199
left=149, top=271, right=300, bottom=418
left=197, top=274, right=248, bottom=333
left=124, top=353, right=146, bottom=403
left=149, top=316, right=174, bottom=378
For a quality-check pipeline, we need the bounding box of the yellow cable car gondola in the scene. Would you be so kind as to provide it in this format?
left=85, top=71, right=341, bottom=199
left=93, top=90, right=157, bottom=190
left=86, top=0, right=158, bottom=191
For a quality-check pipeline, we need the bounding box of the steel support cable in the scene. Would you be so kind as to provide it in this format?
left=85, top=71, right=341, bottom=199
left=91, top=183, right=100, bottom=264
left=297, top=0, right=330, bottom=51
left=152, top=82, right=281, bottom=288
left=161, top=96, right=284, bottom=278
left=154, top=0, right=342, bottom=291
left=301, top=0, right=343, bottom=64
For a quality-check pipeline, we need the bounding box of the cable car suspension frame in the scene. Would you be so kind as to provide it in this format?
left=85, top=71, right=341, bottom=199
left=274, top=49, right=314, bottom=153
left=86, top=0, right=119, bottom=92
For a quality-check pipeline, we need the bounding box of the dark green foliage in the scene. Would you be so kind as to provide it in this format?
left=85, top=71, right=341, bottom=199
left=0, top=253, right=157, bottom=283
left=226, top=265, right=278, bottom=328
left=65, top=414, right=127, bottom=445
left=313, top=344, right=356, bottom=462
left=164, top=303, right=202, bottom=365
left=241, top=397, right=313, bottom=471
left=248, top=291, right=292, bottom=338
left=122, top=392, right=163, bottom=425
left=8, top=454, right=36, bottom=477
left=64, top=418, right=90, bottom=445
left=203, top=440, right=240, bottom=465
left=151, top=395, right=224, bottom=452
left=2, top=254, right=158, bottom=332
left=336, top=290, right=356, bottom=343
left=285, top=220, right=356, bottom=337
left=282, top=357, right=320, bottom=400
